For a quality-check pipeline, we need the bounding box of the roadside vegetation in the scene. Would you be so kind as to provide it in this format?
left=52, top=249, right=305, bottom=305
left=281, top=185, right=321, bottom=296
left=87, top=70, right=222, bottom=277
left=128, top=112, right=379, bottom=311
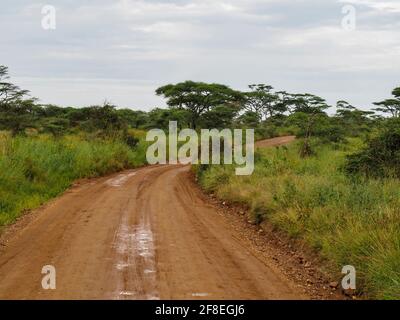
left=197, top=138, right=400, bottom=299
left=0, top=66, right=149, bottom=226
left=192, top=88, right=400, bottom=299
left=0, top=133, right=146, bottom=226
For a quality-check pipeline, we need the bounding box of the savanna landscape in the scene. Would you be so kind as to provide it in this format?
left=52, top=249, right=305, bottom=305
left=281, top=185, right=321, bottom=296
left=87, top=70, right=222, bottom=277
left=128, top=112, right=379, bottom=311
left=0, top=64, right=399, bottom=300
left=0, top=0, right=399, bottom=308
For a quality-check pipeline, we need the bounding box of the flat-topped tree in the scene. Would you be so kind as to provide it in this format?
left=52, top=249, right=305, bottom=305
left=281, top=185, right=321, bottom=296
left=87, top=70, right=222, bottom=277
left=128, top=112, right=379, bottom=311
left=0, top=65, right=39, bottom=135
left=0, top=65, right=30, bottom=106
left=244, top=84, right=286, bottom=120
left=275, top=91, right=292, bottom=114
left=289, top=93, right=329, bottom=114
left=156, top=81, right=244, bottom=129
left=336, top=100, right=374, bottom=120
left=336, top=100, right=356, bottom=112
left=373, top=87, right=400, bottom=118
left=288, top=93, right=330, bottom=157
left=335, top=100, right=374, bottom=136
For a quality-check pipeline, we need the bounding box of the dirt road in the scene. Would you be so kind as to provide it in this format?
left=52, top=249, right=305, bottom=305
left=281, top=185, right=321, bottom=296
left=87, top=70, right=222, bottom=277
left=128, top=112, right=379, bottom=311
left=0, top=137, right=305, bottom=300
left=255, top=136, right=296, bottom=148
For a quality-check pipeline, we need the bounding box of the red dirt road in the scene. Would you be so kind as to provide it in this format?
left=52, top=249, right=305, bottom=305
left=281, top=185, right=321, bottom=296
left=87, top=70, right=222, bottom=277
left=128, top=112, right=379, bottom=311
left=0, top=137, right=305, bottom=300
left=255, top=136, right=296, bottom=148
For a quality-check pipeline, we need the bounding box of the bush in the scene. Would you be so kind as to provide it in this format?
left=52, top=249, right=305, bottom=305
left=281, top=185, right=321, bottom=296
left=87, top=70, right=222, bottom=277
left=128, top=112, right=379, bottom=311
left=345, top=122, right=400, bottom=178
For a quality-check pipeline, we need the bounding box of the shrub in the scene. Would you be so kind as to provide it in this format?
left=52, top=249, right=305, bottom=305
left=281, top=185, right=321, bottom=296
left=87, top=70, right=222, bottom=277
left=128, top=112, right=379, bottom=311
left=345, top=122, right=400, bottom=178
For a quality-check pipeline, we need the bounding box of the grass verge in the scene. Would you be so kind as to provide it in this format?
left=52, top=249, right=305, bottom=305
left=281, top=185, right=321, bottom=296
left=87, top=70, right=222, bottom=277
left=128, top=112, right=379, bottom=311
left=0, top=132, right=147, bottom=226
left=195, top=139, right=400, bottom=300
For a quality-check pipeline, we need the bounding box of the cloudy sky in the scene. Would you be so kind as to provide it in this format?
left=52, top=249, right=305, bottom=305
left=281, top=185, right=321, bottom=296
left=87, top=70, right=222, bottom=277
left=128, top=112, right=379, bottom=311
left=0, top=0, right=399, bottom=111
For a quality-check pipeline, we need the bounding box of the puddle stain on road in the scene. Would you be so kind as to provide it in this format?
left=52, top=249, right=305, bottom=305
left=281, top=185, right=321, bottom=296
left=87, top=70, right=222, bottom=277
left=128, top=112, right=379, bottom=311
left=112, top=209, right=159, bottom=300
left=106, top=172, right=137, bottom=187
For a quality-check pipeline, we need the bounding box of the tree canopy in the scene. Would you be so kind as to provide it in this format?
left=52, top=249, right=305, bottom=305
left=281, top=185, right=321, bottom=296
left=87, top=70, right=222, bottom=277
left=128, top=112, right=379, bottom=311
left=1, top=64, right=399, bottom=148
left=243, top=84, right=286, bottom=120
left=373, top=87, right=400, bottom=117
left=0, top=65, right=30, bottom=106
left=155, top=81, right=244, bottom=128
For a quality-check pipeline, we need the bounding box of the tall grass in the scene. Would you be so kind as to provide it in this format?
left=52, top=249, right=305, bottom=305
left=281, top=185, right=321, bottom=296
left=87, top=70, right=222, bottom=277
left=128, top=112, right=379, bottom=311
left=197, top=140, right=400, bottom=299
left=0, top=132, right=146, bottom=226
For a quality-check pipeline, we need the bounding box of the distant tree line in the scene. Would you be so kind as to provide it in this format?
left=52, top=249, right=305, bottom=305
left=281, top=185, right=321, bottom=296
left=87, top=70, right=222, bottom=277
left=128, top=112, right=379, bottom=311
left=1, top=65, right=399, bottom=147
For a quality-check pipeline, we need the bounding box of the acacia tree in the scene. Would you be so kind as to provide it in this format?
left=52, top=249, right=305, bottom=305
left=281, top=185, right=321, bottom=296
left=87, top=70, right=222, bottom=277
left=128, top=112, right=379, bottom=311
left=336, top=100, right=374, bottom=134
left=244, top=84, right=287, bottom=120
left=336, top=100, right=356, bottom=113
left=0, top=65, right=38, bottom=135
left=155, top=81, right=243, bottom=129
left=0, top=66, right=29, bottom=106
left=274, top=91, right=293, bottom=114
left=373, top=87, right=400, bottom=118
left=288, top=93, right=330, bottom=157
left=199, top=104, right=241, bottom=129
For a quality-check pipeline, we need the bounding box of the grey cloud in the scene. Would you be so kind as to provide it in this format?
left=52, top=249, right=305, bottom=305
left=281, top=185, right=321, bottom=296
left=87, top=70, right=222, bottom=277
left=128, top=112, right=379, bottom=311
left=0, top=0, right=399, bottom=110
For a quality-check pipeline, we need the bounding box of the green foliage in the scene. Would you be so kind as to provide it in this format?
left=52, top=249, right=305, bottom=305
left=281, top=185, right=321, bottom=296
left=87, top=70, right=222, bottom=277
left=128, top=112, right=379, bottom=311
left=198, top=104, right=240, bottom=129
left=243, top=84, right=286, bottom=119
left=335, top=101, right=374, bottom=138
left=197, top=141, right=400, bottom=299
left=373, top=87, right=400, bottom=118
left=238, top=111, right=261, bottom=128
left=345, top=119, right=400, bottom=178
left=0, top=65, right=30, bottom=105
left=0, top=133, right=147, bottom=226
left=156, top=81, right=244, bottom=128
left=0, top=65, right=381, bottom=141
left=117, top=109, right=149, bottom=128
left=145, top=107, right=192, bottom=130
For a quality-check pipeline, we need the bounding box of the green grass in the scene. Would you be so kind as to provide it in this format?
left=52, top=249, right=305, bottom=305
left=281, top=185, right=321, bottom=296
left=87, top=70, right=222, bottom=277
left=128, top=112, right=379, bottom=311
left=0, top=132, right=147, bottom=226
left=196, top=139, right=400, bottom=299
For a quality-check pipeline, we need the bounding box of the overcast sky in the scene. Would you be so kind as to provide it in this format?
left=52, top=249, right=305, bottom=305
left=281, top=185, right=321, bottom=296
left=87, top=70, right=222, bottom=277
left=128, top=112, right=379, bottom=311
left=0, top=0, right=399, bottom=111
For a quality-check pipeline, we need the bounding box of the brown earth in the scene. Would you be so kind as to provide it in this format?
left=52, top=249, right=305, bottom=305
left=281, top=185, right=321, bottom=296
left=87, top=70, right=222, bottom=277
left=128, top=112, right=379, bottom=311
left=0, top=136, right=317, bottom=300
left=255, top=135, right=296, bottom=148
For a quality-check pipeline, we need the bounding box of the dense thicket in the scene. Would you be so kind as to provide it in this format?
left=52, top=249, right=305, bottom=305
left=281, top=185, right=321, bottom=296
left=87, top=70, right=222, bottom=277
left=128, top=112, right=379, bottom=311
left=345, top=119, right=400, bottom=178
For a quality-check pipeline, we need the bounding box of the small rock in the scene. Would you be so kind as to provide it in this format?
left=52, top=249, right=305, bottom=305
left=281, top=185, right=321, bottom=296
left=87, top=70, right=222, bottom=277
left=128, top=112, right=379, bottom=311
left=329, top=281, right=339, bottom=289
left=304, top=262, right=312, bottom=268
left=342, top=288, right=356, bottom=297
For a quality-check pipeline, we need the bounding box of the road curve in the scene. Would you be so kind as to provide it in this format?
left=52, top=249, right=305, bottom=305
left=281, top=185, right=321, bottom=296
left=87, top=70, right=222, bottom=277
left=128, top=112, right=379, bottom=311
left=255, top=136, right=296, bottom=148
left=0, top=138, right=304, bottom=300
